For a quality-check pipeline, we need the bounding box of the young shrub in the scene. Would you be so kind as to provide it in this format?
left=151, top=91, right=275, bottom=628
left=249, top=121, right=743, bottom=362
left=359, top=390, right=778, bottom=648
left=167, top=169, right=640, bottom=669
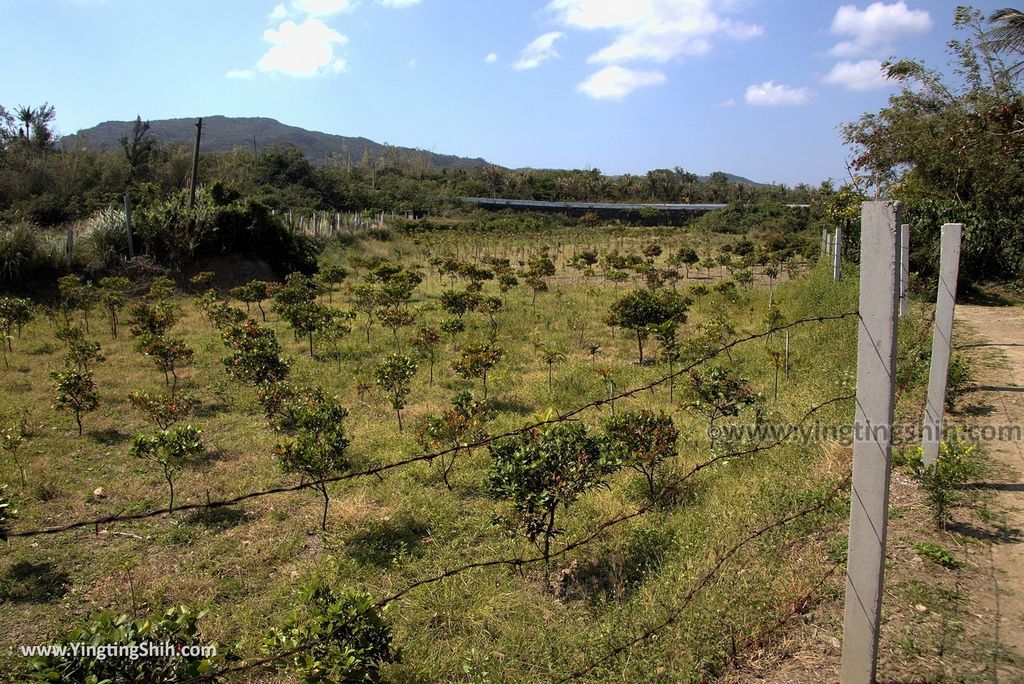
left=55, top=325, right=106, bottom=372
left=128, top=390, right=199, bottom=430
left=58, top=274, right=97, bottom=331
left=453, top=343, right=503, bottom=399
left=0, top=482, right=15, bottom=540
left=1, top=419, right=28, bottom=486
left=135, top=335, right=194, bottom=394
left=221, top=320, right=290, bottom=385
left=534, top=341, right=567, bottom=390
left=373, top=354, right=418, bottom=432
left=280, top=300, right=333, bottom=358
left=147, top=275, right=177, bottom=301
left=480, top=295, right=503, bottom=336
left=51, top=368, right=98, bottom=436
left=409, top=326, right=440, bottom=385
left=685, top=366, right=760, bottom=447
left=263, top=583, right=396, bottom=682
left=274, top=390, right=350, bottom=530
left=675, top=247, right=699, bottom=278
left=605, top=289, right=689, bottom=365
left=315, top=264, right=348, bottom=303
left=97, top=276, right=130, bottom=338
left=130, top=425, right=204, bottom=512
left=128, top=301, right=178, bottom=338
left=909, top=434, right=984, bottom=528
left=25, top=606, right=225, bottom=682
left=439, top=316, right=465, bottom=348
left=486, top=421, right=619, bottom=587
left=416, top=392, right=495, bottom=488
left=377, top=305, right=416, bottom=352
left=352, top=283, right=379, bottom=343
left=0, top=297, right=34, bottom=352
left=604, top=410, right=679, bottom=500
left=229, top=279, right=270, bottom=321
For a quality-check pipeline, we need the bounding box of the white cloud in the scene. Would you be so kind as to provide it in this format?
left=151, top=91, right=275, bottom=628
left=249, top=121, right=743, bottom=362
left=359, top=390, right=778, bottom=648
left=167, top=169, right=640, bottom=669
left=258, top=18, right=349, bottom=77
left=269, top=3, right=289, bottom=19
left=548, top=0, right=762, bottom=65
left=822, top=59, right=892, bottom=90
left=828, top=1, right=932, bottom=57
left=226, top=68, right=256, bottom=79
left=513, top=32, right=565, bottom=71
left=291, top=0, right=355, bottom=16
left=576, top=65, right=666, bottom=100
left=378, top=0, right=421, bottom=6
left=484, top=52, right=499, bottom=64
left=745, top=81, right=813, bottom=106
left=718, top=98, right=737, bottom=108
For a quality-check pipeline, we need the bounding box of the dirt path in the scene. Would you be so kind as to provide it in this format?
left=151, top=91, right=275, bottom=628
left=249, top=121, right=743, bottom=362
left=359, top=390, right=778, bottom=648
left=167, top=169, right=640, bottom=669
left=957, top=304, right=1024, bottom=679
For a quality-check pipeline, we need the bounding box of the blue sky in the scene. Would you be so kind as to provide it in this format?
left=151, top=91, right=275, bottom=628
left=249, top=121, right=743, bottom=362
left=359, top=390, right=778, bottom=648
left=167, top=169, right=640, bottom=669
left=0, top=1, right=1005, bottom=186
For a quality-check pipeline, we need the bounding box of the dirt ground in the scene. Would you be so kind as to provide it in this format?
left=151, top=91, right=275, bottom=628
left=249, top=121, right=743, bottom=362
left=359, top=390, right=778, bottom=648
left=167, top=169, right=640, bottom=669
left=720, top=302, right=1024, bottom=683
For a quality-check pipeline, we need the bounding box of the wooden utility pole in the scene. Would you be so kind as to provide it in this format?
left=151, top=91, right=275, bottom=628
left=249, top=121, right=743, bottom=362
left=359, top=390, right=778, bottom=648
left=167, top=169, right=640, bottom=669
left=189, top=118, right=203, bottom=208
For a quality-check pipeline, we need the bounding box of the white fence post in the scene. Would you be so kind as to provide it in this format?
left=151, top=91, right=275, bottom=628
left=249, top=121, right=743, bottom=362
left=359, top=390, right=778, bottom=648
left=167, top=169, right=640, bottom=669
left=921, top=223, right=963, bottom=465
left=833, top=226, right=843, bottom=281
left=899, top=224, right=910, bottom=317
left=841, top=201, right=901, bottom=684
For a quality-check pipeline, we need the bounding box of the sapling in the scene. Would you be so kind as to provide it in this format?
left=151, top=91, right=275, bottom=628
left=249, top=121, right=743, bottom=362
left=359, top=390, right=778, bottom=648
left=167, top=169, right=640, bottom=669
left=373, top=354, right=418, bottom=432
left=135, top=335, right=193, bottom=394
left=534, top=342, right=566, bottom=390
left=97, top=277, right=130, bottom=338
left=377, top=305, right=416, bottom=352
left=51, top=368, right=99, bottom=436
left=416, top=392, right=495, bottom=488
left=221, top=320, right=290, bottom=385
left=486, top=421, right=619, bottom=588
left=128, top=301, right=178, bottom=338
left=685, top=366, right=760, bottom=448
left=453, top=343, right=503, bottom=399
left=127, top=390, right=199, bottom=430
left=0, top=297, right=34, bottom=352
left=352, top=283, right=380, bottom=343
left=604, top=410, right=679, bottom=500
left=130, top=425, right=204, bottom=512
left=56, top=325, right=105, bottom=372
left=315, top=265, right=348, bottom=303
left=230, top=280, right=270, bottom=321
left=1, top=419, right=29, bottom=486
left=439, top=317, right=465, bottom=350
left=409, top=325, right=440, bottom=385
left=273, top=390, right=350, bottom=530
left=605, top=289, right=688, bottom=365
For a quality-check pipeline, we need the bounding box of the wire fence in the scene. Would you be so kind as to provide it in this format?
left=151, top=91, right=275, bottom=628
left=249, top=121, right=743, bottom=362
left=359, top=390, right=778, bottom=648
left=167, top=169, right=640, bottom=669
left=8, top=309, right=860, bottom=682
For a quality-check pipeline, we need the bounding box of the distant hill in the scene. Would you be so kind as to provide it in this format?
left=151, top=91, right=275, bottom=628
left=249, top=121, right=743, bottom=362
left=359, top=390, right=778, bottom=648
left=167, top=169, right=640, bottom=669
left=61, top=116, right=491, bottom=171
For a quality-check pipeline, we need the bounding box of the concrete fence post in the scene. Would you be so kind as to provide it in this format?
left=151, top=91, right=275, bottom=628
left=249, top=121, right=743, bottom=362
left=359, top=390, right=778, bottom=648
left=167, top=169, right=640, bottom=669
left=840, top=201, right=901, bottom=684
left=899, top=224, right=910, bottom=317
left=921, top=223, right=963, bottom=466
left=833, top=226, right=843, bottom=281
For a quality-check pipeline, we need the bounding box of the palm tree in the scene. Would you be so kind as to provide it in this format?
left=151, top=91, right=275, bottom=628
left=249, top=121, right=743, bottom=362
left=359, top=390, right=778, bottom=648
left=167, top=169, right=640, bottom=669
left=14, top=105, right=34, bottom=139
left=987, top=8, right=1024, bottom=53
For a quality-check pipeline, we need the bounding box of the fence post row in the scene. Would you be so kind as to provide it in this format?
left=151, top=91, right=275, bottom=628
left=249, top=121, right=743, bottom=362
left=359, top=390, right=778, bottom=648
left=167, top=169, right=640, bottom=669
left=840, top=201, right=901, bottom=684
left=921, top=223, right=963, bottom=465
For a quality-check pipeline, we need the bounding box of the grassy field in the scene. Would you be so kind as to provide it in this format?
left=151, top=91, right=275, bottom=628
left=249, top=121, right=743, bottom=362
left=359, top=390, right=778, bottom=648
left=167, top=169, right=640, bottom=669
left=0, top=225, right=876, bottom=682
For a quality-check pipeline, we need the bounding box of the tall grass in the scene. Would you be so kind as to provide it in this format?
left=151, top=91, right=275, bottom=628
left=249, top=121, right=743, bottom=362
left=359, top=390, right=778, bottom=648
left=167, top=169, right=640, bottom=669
left=0, top=222, right=65, bottom=288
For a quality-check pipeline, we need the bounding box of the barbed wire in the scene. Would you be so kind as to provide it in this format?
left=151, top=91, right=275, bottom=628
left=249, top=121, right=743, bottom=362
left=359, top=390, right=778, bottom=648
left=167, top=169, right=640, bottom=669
left=7, top=311, right=857, bottom=539
left=179, top=392, right=854, bottom=683
left=553, top=476, right=851, bottom=683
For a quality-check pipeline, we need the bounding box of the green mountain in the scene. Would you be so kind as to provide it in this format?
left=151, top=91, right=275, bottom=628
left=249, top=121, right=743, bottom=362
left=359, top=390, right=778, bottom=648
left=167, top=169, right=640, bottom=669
left=61, top=115, right=490, bottom=171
